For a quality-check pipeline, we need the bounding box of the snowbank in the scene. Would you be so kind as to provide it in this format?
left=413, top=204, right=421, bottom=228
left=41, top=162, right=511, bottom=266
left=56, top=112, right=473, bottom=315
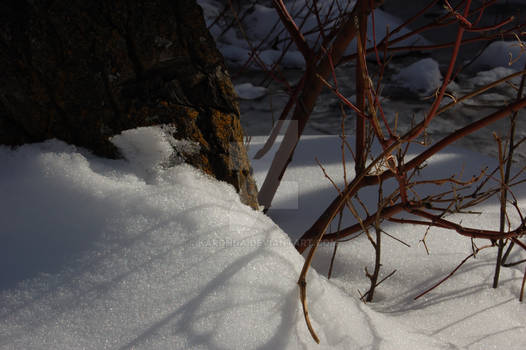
left=392, top=58, right=442, bottom=96
left=0, top=129, right=447, bottom=349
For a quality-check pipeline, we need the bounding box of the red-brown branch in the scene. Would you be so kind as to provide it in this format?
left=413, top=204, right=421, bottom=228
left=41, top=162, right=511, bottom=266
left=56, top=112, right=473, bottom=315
left=410, top=209, right=525, bottom=240
left=258, top=0, right=383, bottom=209
left=297, top=97, right=526, bottom=252
left=272, top=0, right=313, bottom=60
left=295, top=203, right=406, bottom=252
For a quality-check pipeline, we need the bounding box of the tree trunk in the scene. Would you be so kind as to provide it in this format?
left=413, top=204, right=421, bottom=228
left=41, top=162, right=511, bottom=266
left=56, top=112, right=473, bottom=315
left=0, top=0, right=258, bottom=209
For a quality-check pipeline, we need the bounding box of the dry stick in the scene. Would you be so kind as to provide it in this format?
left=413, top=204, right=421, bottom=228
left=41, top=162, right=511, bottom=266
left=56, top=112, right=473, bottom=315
left=467, top=16, right=514, bottom=32
left=233, top=1, right=308, bottom=81
left=262, top=3, right=312, bottom=88
left=218, top=1, right=253, bottom=38
left=520, top=264, right=526, bottom=302
left=298, top=197, right=405, bottom=250
left=298, top=140, right=401, bottom=343
left=327, top=211, right=342, bottom=280
left=436, top=69, right=526, bottom=115
left=228, top=2, right=279, bottom=79
left=253, top=75, right=305, bottom=159
left=275, top=3, right=347, bottom=47
left=296, top=95, right=526, bottom=252
left=410, top=172, right=485, bottom=187
left=341, top=23, right=526, bottom=63
left=355, top=0, right=368, bottom=174
left=258, top=0, right=383, bottom=209
left=509, top=237, right=526, bottom=302
left=310, top=0, right=328, bottom=45
left=496, top=61, right=526, bottom=272
left=493, top=134, right=507, bottom=288
left=320, top=13, right=405, bottom=195
left=381, top=229, right=411, bottom=247
left=409, top=209, right=525, bottom=240
left=415, top=244, right=493, bottom=300
left=316, top=75, right=369, bottom=119
left=388, top=217, right=437, bottom=227
left=366, top=179, right=384, bottom=302
left=206, top=3, right=230, bottom=31
left=409, top=0, right=473, bottom=141
left=340, top=0, right=470, bottom=63
left=365, top=0, right=474, bottom=205
left=403, top=97, right=526, bottom=175
left=385, top=25, right=525, bottom=52
left=374, top=0, right=441, bottom=51
left=315, top=181, right=523, bottom=255
left=360, top=269, right=397, bottom=302
left=444, top=0, right=473, bottom=28
left=272, top=0, right=312, bottom=59
left=511, top=237, right=526, bottom=251
left=376, top=0, right=514, bottom=51
left=328, top=90, right=352, bottom=280
left=369, top=8, right=395, bottom=140
left=503, top=258, right=526, bottom=268
left=315, top=158, right=373, bottom=245
left=469, top=0, right=497, bottom=26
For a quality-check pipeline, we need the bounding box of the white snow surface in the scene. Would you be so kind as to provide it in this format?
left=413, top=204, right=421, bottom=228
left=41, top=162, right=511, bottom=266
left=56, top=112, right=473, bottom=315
left=1, top=128, right=525, bottom=349
left=0, top=129, right=443, bottom=349
left=392, top=58, right=443, bottom=96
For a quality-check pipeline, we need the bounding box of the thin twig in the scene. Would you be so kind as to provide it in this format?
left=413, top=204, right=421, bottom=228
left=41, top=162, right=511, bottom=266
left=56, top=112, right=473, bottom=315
left=415, top=244, right=493, bottom=300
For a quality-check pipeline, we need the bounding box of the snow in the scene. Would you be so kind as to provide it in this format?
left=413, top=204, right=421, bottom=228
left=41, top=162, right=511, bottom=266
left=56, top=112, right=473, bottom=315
left=249, top=136, right=526, bottom=349
left=199, top=0, right=430, bottom=68
left=234, top=83, right=268, bottom=100
left=1, top=1, right=526, bottom=349
left=468, top=67, right=519, bottom=87
left=473, top=41, right=526, bottom=71
left=219, top=44, right=250, bottom=66
left=392, top=58, right=443, bottom=96
left=1, top=129, right=525, bottom=349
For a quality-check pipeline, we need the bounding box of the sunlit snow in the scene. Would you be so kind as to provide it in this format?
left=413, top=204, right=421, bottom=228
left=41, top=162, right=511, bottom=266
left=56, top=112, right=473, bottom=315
left=1, top=1, right=526, bottom=349
left=1, top=129, right=525, bottom=349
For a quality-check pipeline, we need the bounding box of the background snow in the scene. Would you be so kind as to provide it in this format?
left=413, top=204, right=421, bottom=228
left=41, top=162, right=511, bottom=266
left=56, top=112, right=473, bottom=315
left=392, top=58, right=443, bottom=96
left=234, top=82, right=268, bottom=100
left=473, top=41, right=526, bottom=71
left=200, top=0, right=429, bottom=68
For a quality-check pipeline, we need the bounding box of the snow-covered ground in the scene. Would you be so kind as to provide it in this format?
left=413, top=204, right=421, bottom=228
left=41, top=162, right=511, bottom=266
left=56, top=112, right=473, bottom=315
left=1, top=1, right=525, bottom=349
left=0, top=128, right=525, bottom=349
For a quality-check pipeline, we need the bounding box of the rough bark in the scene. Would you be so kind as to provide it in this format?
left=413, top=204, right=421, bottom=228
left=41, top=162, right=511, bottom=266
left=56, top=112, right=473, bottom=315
left=0, top=0, right=258, bottom=209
